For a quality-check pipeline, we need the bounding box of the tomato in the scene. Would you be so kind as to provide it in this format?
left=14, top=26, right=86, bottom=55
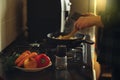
left=35, top=54, right=50, bottom=68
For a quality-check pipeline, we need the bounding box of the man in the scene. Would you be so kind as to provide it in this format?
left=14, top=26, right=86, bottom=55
left=74, top=0, right=120, bottom=80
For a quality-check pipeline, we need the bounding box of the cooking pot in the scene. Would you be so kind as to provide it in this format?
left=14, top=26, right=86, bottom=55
left=46, top=32, right=94, bottom=48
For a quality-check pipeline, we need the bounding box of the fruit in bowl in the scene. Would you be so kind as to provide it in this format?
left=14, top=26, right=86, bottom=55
left=35, top=54, right=51, bottom=68
left=15, top=50, right=51, bottom=69
left=24, top=57, right=38, bottom=68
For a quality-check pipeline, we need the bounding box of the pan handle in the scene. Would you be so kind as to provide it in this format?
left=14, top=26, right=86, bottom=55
left=82, top=39, right=94, bottom=44
left=75, top=38, right=94, bottom=45
left=76, top=35, right=94, bottom=44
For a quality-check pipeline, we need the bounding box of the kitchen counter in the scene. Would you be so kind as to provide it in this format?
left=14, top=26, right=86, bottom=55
left=0, top=35, right=94, bottom=80
left=4, top=64, right=93, bottom=80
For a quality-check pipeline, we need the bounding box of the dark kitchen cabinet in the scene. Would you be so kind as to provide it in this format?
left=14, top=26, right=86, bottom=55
left=27, top=0, right=61, bottom=42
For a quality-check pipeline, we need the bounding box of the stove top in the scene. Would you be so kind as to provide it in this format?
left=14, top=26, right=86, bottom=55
left=1, top=34, right=92, bottom=68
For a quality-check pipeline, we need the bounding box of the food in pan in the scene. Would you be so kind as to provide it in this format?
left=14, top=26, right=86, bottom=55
left=52, top=35, right=76, bottom=40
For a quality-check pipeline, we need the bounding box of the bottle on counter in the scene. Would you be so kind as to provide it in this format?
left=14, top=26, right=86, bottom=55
left=55, top=45, right=67, bottom=70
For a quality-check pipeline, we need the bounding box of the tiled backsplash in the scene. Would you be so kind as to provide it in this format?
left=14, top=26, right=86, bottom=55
left=0, top=0, right=25, bottom=51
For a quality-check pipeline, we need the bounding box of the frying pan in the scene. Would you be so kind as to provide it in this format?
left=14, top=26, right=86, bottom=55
left=46, top=32, right=94, bottom=48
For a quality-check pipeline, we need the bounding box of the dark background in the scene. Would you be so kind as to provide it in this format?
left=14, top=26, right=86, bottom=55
left=27, top=0, right=61, bottom=42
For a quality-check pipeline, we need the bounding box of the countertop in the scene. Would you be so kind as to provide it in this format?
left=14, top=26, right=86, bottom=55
left=4, top=63, right=93, bottom=80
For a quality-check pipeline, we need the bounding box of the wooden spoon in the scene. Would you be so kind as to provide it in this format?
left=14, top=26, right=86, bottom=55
left=61, top=28, right=78, bottom=39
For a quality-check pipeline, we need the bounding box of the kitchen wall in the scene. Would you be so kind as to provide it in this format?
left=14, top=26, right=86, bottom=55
left=70, top=0, right=94, bottom=14
left=0, top=0, right=25, bottom=51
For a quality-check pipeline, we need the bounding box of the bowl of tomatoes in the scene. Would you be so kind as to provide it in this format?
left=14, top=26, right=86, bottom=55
left=14, top=50, right=52, bottom=72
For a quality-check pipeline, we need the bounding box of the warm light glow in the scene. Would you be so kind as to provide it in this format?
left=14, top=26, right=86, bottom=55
left=91, top=0, right=97, bottom=74
left=92, top=36, right=96, bottom=42
left=96, top=0, right=106, bottom=12
left=94, top=0, right=97, bottom=15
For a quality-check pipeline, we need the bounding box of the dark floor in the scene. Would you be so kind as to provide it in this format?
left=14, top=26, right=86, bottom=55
left=99, top=64, right=112, bottom=80
left=99, top=77, right=111, bottom=80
